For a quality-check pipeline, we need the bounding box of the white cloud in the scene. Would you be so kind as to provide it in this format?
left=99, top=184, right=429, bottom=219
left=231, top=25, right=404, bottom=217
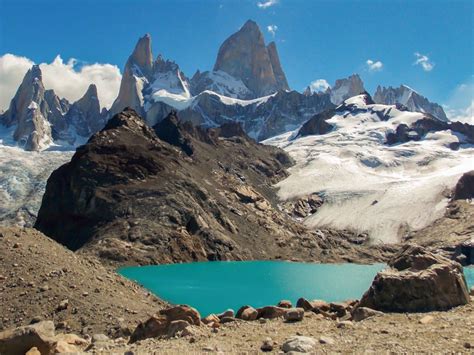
left=257, top=0, right=278, bottom=9
left=267, top=25, right=278, bottom=37
left=309, top=79, right=330, bottom=93
left=445, top=100, right=474, bottom=124
left=0, top=53, right=122, bottom=111
left=413, top=52, right=434, bottom=72
left=366, top=59, right=383, bottom=72
left=444, top=79, right=474, bottom=124
left=0, top=54, right=34, bottom=112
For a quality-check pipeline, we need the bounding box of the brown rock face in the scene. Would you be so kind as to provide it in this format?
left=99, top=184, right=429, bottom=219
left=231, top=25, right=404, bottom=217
left=213, top=20, right=289, bottom=97
left=359, top=245, right=470, bottom=312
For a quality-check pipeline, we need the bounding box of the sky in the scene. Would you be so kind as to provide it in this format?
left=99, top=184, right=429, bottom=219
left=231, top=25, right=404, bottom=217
left=0, top=0, right=472, bottom=121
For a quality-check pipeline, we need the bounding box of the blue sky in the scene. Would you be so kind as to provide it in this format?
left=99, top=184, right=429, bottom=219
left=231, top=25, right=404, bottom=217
left=0, top=0, right=472, bottom=113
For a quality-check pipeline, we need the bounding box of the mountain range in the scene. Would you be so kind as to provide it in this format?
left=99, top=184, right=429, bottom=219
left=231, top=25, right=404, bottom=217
left=0, top=20, right=450, bottom=151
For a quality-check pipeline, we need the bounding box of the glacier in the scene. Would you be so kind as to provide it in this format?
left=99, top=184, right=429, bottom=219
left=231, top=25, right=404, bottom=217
left=265, top=95, right=474, bottom=244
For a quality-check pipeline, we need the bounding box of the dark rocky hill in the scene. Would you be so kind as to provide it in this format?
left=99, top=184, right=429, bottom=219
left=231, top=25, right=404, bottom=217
left=35, top=108, right=393, bottom=266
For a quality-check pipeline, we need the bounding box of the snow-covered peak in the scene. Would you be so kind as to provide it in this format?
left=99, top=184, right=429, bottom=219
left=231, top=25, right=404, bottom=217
left=374, top=84, right=448, bottom=121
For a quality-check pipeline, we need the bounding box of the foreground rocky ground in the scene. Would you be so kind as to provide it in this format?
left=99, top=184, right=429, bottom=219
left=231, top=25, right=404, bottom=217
left=0, top=226, right=166, bottom=335
left=105, top=302, right=474, bottom=354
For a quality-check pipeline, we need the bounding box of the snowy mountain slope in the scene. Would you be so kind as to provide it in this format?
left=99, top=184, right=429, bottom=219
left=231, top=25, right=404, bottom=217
left=265, top=94, right=474, bottom=243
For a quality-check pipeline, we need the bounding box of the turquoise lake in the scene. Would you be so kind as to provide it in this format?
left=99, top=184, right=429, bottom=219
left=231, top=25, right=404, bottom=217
left=120, top=261, right=474, bottom=317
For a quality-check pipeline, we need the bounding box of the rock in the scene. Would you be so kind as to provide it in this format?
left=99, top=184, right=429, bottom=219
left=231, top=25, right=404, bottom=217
left=419, top=315, right=434, bottom=324
left=202, top=314, right=220, bottom=325
left=56, top=299, right=69, bottom=312
left=336, top=320, right=354, bottom=328
left=0, top=321, right=55, bottom=355
left=329, top=302, right=348, bottom=317
left=359, top=244, right=470, bottom=312
left=261, top=337, right=274, bottom=352
left=284, top=308, right=304, bottom=322
left=297, top=298, right=330, bottom=313
left=470, top=287, right=474, bottom=296
left=319, top=336, right=335, bottom=345
left=296, top=110, right=334, bottom=138
left=281, top=336, right=317, bottom=353
left=160, top=305, right=201, bottom=325
left=236, top=306, right=258, bottom=321
left=217, top=309, right=234, bottom=319
left=277, top=300, right=292, bottom=308
left=453, top=171, right=474, bottom=200
left=130, top=305, right=201, bottom=342
left=351, top=307, right=384, bottom=322
left=256, top=306, right=287, bottom=319
left=25, top=347, right=41, bottom=355
left=167, top=320, right=190, bottom=338
left=296, top=297, right=313, bottom=311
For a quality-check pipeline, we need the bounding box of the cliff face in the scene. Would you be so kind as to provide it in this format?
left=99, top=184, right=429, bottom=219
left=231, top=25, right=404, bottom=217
left=213, top=20, right=289, bottom=97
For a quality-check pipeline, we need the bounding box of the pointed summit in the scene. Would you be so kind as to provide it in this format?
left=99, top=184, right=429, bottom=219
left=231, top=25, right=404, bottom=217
left=130, top=33, right=153, bottom=78
left=66, top=83, right=105, bottom=137
left=213, top=20, right=289, bottom=97
left=0, top=65, right=55, bottom=150
left=266, top=41, right=289, bottom=92
left=329, top=74, right=366, bottom=105
left=110, top=34, right=154, bottom=116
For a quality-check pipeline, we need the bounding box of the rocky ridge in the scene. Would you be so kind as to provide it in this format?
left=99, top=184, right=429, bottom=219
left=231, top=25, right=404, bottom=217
left=34, top=108, right=395, bottom=266
left=0, top=66, right=106, bottom=151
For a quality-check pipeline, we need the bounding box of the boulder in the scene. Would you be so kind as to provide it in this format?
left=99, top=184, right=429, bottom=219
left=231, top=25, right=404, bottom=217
left=216, top=309, right=234, bottom=319
left=236, top=305, right=258, bottom=321
left=351, top=307, right=384, bottom=322
left=359, top=244, right=470, bottom=312
left=202, top=314, right=220, bottom=325
left=260, top=337, right=274, bottom=352
left=160, top=305, right=201, bottom=326
left=281, top=336, right=317, bottom=353
left=256, top=306, right=287, bottom=319
left=0, top=321, right=55, bottom=355
left=283, top=308, right=304, bottom=322
left=277, top=300, right=292, bottom=308
left=130, top=305, right=201, bottom=343
left=166, top=320, right=191, bottom=338
left=296, top=298, right=330, bottom=312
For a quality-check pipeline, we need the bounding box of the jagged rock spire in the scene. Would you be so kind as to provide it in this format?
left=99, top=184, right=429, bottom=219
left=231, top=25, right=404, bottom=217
left=213, top=19, right=289, bottom=97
